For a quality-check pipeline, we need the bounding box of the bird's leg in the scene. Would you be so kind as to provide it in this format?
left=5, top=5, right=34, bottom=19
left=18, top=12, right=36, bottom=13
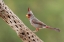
left=36, top=28, right=39, bottom=31
left=33, top=28, right=39, bottom=32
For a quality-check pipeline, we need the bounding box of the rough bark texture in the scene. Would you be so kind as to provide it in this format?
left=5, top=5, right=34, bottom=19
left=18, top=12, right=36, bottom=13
left=0, top=0, right=43, bottom=42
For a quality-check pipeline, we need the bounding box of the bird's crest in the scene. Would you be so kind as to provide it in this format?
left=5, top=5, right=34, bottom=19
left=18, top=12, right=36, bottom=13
left=28, top=8, right=33, bottom=14
left=28, top=7, right=30, bottom=11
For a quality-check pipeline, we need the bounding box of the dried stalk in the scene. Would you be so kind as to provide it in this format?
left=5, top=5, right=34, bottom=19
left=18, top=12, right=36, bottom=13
left=0, top=0, right=43, bottom=42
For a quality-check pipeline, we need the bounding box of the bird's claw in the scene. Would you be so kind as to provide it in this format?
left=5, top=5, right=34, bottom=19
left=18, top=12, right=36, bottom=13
left=33, top=28, right=42, bottom=32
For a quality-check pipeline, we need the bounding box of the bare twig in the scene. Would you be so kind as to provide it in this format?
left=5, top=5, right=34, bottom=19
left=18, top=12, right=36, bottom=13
left=0, top=0, right=43, bottom=42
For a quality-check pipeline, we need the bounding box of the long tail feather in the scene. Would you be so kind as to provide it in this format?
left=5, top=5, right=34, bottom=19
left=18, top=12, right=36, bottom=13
left=46, top=26, right=60, bottom=32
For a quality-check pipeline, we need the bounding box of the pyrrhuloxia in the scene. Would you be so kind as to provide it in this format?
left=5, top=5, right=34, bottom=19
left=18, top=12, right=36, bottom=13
left=26, top=8, right=60, bottom=32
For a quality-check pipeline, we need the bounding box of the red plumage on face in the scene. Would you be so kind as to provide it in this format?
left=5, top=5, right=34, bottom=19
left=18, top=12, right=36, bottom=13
left=26, top=14, right=31, bottom=18
left=28, top=14, right=31, bottom=17
left=28, top=14, right=31, bottom=18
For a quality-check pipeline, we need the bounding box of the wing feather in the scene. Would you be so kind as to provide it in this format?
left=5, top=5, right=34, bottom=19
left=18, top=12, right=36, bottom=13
left=32, top=18, right=46, bottom=26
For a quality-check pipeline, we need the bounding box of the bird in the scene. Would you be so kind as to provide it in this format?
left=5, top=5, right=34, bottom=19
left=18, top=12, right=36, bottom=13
left=26, top=8, right=60, bottom=32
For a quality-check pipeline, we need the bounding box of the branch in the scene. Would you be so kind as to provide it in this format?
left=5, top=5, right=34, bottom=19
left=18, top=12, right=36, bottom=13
left=0, top=0, right=43, bottom=42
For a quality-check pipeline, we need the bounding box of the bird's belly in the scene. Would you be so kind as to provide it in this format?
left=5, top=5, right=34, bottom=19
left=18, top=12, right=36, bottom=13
left=30, top=19, right=42, bottom=28
left=31, top=22, right=42, bottom=28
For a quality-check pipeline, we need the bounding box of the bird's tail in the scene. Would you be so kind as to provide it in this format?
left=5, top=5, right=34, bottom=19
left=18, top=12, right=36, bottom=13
left=45, top=26, right=60, bottom=32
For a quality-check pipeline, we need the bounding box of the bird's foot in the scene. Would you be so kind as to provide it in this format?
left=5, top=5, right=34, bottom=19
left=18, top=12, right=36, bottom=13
left=33, top=28, right=39, bottom=32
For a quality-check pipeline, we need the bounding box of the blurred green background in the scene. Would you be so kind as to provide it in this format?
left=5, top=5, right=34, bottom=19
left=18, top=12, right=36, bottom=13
left=0, top=0, right=64, bottom=42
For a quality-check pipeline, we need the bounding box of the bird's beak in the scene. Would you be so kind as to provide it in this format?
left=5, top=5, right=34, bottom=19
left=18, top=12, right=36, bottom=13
left=26, top=14, right=28, bottom=17
left=26, top=14, right=29, bottom=18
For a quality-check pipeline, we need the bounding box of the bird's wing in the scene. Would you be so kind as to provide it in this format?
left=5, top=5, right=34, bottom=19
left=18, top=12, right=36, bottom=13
left=32, top=18, right=46, bottom=26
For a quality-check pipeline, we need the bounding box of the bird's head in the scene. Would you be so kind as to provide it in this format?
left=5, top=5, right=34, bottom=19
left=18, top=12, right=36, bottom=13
left=26, top=8, right=34, bottom=19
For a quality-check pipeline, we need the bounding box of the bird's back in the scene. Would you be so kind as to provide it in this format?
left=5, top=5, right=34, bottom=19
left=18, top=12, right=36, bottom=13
left=30, top=17, right=46, bottom=28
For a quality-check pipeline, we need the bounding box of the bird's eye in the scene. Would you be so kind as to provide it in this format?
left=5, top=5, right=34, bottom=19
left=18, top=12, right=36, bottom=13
left=28, top=14, right=31, bottom=16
